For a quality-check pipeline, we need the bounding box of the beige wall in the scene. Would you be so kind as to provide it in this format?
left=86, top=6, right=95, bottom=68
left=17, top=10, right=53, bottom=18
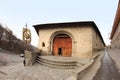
left=91, top=28, right=104, bottom=53
left=38, top=26, right=93, bottom=58
left=37, top=26, right=104, bottom=58
left=111, top=22, right=120, bottom=48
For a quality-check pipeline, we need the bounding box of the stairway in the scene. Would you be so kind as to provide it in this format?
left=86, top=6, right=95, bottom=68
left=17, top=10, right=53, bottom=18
left=36, top=56, right=78, bottom=69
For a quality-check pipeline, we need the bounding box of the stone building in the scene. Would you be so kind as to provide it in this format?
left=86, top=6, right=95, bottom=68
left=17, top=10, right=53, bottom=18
left=110, top=0, right=120, bottom=48
left=33, top=21, right=105, bottom=58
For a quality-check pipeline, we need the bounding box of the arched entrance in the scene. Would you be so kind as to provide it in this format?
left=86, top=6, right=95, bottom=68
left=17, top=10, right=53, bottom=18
left=53, top=34, right=72, bottom=57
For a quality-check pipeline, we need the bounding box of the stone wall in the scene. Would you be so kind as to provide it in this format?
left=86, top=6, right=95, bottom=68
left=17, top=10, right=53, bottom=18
left=111, top=22, right=120, bottom=48
left=24, top=50, right=39, bottom=66
left=37, top=26, right=93, bottom=58
left=92, top=27, right=105, bottom=53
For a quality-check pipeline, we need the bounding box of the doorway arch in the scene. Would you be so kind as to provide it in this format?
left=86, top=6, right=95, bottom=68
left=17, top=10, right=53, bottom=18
left=53, top=34, right=72, bottom=57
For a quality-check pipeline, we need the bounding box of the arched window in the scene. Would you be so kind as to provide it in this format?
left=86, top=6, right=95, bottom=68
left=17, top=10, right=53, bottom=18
left=42, top=42, right=45, bottom=47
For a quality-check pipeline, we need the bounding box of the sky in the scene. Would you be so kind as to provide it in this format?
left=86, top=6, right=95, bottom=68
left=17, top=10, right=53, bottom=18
left=0, top=0, right=119, bottom=46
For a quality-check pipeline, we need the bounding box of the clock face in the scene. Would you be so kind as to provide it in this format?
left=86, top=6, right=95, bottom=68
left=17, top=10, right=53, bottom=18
left=23, top=28, right=31, bottom=44
left=24, top=31, right=30, bottom=40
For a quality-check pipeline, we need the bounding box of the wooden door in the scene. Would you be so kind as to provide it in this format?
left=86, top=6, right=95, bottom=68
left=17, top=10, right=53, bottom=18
left=53, top=34, right=72, bottom=57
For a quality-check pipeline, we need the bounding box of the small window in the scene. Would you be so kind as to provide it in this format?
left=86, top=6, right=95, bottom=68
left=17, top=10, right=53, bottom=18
left=96, top=44, right=97, bottom=47
left=42, top=42, right=45, bottom=47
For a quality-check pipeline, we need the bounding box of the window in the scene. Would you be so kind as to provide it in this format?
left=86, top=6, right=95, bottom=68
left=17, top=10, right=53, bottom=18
left=96, top=44, right=97, bottom=47
left=42, top=42, right=45, bottom=47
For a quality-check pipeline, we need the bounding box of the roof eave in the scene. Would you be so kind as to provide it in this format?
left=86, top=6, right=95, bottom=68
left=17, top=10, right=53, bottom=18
left=110, top=0, right=120, bottom=39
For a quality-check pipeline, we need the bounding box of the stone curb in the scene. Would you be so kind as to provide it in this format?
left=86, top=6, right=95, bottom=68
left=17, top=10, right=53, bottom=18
left=65, top=51, right=101, bottom=80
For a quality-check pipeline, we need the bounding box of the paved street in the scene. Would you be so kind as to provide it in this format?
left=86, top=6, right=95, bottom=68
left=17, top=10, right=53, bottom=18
left=108, top=48, right=120, bottom=70
left=0, top=49, right=87, bottom=80
left=80, top=50, right=104, bottom=80
left=0, top=48, right=120, bottom=80
left=0, top=49, right=24, bottom=66
left=0, top=49, right=74, bottom=80
left=93, top=50, right=120, bottom=80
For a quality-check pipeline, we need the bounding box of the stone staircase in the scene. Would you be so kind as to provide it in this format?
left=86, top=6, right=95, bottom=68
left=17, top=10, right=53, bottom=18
left=36, top=56, right=78, bottom=69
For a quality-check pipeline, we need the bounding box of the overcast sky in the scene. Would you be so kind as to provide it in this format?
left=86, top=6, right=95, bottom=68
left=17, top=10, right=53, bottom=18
left=0, top=0, right=119, bottom=46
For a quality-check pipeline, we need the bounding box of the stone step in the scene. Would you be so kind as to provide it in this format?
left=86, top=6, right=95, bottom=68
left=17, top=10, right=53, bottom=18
left=36, top=56, right=78, bottom=69
left=36, top=58, right=77, bottom=66
left=37, top=56, right=77, bottom=65
left=36, top=60, right=77, bottom=69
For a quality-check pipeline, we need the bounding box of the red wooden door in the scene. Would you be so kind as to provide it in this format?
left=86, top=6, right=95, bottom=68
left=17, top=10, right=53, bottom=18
left=53, top=34, right=72, bottom=57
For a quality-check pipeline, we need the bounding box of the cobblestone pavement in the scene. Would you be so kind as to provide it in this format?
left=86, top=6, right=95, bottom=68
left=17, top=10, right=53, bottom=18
left=0, top=62, right=76, bottom=80
left=0, top=49, right=78, bottom=80
left=0, top=49, right=24, bottom=66
left=0, top=49, right=105, bottom=80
